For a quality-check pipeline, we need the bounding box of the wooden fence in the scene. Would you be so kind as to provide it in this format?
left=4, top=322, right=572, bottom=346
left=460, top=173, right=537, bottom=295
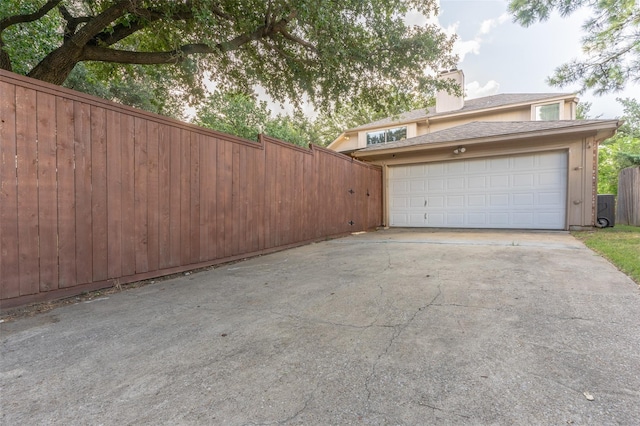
left=616, top=167, right=640, bottom=226
left=0, top=70, right=382, bottom=308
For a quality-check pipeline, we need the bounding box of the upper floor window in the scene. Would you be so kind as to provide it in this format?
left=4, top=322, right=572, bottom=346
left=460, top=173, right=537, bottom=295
left=534, top=103, right=560, bottom=120
left=366, top=126, right=407, bottom=145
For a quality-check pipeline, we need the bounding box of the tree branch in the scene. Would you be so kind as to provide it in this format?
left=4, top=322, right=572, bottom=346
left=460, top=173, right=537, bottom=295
left=79, top=12, right=302, bottom=65
left=278, top=29, right=318, bottom=53
left=0, top=0, right=62, bottom=32
left=93, top=7, right=195, bottom=46
left=80, top=43, right=216, bottom=64
left=59, top=5, right=92, bottom=40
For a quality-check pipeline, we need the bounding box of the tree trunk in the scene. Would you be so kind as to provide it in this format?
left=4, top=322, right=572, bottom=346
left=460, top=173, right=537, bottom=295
left=27, top=43, right=82, bottom=85
left=0, top=49, right=12, bottom=71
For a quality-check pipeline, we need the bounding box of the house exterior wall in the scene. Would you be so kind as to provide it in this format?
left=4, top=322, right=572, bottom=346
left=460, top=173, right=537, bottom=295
left=330, top=97, right=579, bottom=153
left=362, top=134, right=597, bottom=230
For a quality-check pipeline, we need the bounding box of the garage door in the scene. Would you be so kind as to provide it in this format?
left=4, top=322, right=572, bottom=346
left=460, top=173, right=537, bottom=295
left=389, top=151, right=567, bottom=229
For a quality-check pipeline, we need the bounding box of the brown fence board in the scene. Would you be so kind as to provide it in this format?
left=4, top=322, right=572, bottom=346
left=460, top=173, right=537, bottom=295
left=134, top=117, right=149, bottom=274
left=56, top=97, right=76, bottom=288
left=121, top=114, right=136, bottom=277
left=189, top=134, right=200, bottom=263
left=180, top=130, right=191, bottom=266
left=1, top=71, right=382, bottom=308
left=169, top=126, right=181, bottom=267
left=36, top=92, right=59, bottom=292
left=146, top=121, right=160, bottom=272
left=157, top=124, right=171, bottom=269
left=74, top=102, right=92, bottom=285
left=199, top=135, right=212, bottom=261
left=91, top=106, right=108, bottom=282
left=0, top=81, right=20, bottom=299
left=232, top=144, right=241, bottom=256
left=106, top=110, right=123, bottom=280
left=15, top=86, right=40, bottom=296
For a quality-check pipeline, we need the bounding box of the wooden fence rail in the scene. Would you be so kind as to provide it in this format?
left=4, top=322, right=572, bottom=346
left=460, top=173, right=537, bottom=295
left=0, top=70, right=382, bottom=308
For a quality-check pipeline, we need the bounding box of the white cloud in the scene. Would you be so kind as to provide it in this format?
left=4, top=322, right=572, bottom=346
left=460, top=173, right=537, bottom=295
left=466, top=80, right=500, bottom=99
left=450, top=12, right=510, bottom=63
left=479, top=13, right=509, bottom=35
left=454, top=38, right=481, bottom=62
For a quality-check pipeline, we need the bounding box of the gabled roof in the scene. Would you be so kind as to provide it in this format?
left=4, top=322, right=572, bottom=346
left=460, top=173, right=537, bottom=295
left=348, top=93, right=576, bottom=132
left=356, top=120, right=619, bottom=154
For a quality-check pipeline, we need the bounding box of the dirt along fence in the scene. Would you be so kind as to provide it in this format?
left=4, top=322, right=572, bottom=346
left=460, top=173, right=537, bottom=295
left=0, top=70, right=382, bottom=308
left=616, top=166, right=640, bottom=226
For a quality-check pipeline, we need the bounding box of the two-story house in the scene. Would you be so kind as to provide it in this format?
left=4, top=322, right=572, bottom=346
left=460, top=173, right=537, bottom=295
left=328, top=70, right=619, bottom=230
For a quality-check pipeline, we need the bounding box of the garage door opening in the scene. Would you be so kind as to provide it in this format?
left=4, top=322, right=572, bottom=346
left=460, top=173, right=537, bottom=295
left=388, top=151, right=568, bottom=229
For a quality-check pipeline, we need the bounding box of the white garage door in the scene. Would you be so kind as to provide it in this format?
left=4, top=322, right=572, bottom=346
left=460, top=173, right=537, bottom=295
left=389, top=151, right=567, bottom=229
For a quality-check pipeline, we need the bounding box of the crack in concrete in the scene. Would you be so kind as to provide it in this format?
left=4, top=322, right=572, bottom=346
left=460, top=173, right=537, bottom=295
left=416, top=400, right=472, bottom=420
left=275, top=384, right=318, bottom=425
left=432, top=303, right=500, bottom=311
left=364, top=285, right=442, bottom=405
left=269, top=311, right=378, bottom=330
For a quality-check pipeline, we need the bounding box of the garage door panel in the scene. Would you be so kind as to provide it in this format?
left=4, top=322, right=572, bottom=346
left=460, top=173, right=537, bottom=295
left=539, top=171, right=564, bottom=186
left=468, top=160, right=488, bottom=173
left=409, top=164, right=426, bottom=177
left=539, top=152, right=566, bottom=168
left=427, top=163, right=445, bottom=176
left=513, top=212, right=535, bottom=225
left=391, top=197, right=408, bottom=208
left=446, top=162, right=465, bottom=174
left=514, top=155, right=535, bottom=168
left=427, top=213, right=445, bottom=226
left=490, top=157, right=510, bottom=170
left=410, top=197, right=425, bottom=207
left=489, top=212, right=510, bottom=226
left=468, top=176, right=487, bottom=189
left=513, top=193, right=534, bottom=206
left=468, top=212, right=487, bottom=225
left=490, top=175, right=509, bottom=188
left=468, top=195, right=486, bottom=206
left=428, top=179, right=444, bottom=190
left=389, top=152, right=567, bottom=229
left=391, top=180, right=409, bottom=194
left=489, top=194, right=509, bottom=206
left=447, top=213, right=464, bottom=226
left=427, top=196, right=444, bottom=208
left=409, top=181, right=425, bottom=193
left=447, top=195, right=464, bottom=207
left=513, top=173, right=535, bottom=187
left=447, top=177, right=465, bottom=190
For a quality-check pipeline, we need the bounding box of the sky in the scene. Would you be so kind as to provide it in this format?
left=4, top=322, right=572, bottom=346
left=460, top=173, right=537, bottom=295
left=432, top=0, right=638, bottom=118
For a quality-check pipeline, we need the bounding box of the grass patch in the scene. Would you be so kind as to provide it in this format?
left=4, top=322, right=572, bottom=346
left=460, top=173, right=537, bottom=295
left=572, top=225, right=640, bottom=285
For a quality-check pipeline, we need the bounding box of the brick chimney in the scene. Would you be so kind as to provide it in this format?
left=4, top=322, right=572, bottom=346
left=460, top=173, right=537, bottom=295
left=435, top=69, right=464, bottom=113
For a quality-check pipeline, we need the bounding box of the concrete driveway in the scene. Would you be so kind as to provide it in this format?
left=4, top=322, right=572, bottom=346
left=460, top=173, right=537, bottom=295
left=2, top=229, right=639, bottom=425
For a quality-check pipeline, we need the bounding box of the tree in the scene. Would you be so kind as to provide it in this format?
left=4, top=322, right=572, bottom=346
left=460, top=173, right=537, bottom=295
left=598, top=98, right=640, bottom=194
left=509, top=0, right=640, bottom=94
left=194, top=90, right=318, bottom=147
left=1, top=1, right=456, bottom=112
